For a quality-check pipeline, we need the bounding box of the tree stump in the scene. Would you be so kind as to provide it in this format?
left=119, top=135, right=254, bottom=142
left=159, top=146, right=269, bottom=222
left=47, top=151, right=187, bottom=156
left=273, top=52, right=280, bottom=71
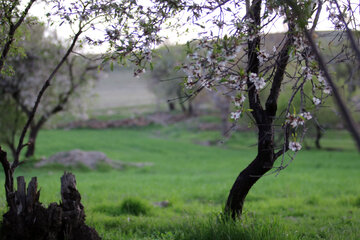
left=1, top=172, right=100, bottom=240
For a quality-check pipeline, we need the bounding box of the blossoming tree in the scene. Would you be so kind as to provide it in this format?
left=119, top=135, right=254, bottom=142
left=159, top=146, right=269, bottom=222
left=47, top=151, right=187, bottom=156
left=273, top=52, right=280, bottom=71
left=177, top=0, right=360, bottom=218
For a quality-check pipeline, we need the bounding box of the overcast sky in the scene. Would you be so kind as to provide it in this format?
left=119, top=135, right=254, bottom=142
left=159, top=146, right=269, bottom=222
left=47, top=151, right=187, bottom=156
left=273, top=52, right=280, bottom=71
left=28, top=1, right=353, bottom=53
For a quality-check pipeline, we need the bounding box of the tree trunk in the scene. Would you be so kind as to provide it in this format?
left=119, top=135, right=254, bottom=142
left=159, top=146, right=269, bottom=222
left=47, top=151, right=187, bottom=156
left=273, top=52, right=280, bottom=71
left=187, top=100, right=194, bottom=116
left=25, top=125, right=40, bottom=158
left=167, top=102, right=175, bottom=112
left=0, top=148, right=100, bottom=240
left=1, top=173, right=101, bottom=240
left=177, top=88, right=187, bottom=113
left=8, top=144, right=17, bottom=163
left=225, top=125, right=275, bottom=219
left=315, top=124, right=322, bottom=149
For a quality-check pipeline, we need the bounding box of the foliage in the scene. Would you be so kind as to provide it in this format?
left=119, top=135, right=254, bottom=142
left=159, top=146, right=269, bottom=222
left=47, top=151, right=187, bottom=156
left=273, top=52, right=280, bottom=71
left=0, top=95, right=26, bottom=157
left=44, top=0, right=179, bottom=74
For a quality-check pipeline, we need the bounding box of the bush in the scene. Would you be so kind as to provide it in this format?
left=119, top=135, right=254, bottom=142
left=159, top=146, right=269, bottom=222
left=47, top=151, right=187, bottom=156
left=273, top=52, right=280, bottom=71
left=120, top=197, right=151, bottom=216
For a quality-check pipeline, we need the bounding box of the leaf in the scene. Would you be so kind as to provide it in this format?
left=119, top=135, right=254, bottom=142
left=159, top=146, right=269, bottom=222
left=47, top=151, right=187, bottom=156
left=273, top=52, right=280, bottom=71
left=174, top=65, right=182, bottom=71
left=110, top=61, right=114, bottom=71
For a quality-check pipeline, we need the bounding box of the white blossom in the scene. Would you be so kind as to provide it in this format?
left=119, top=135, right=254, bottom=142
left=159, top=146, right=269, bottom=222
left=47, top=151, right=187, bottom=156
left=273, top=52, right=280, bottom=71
left=201, top=79, right=213, bottom=90
left=249, top=72, right=258, bottom=82
left=233, top=95, right=246, bottom=107
left=300, top=112, right=312, bottom=120
left=249, top=73, right=266, bottom=90
left=185, top=76, right=195, bottom=89
left=254, top=77, right=266, bottom=90
left=318, top=72, right=325, bottom=83
left=289, top=141, right=302, bottom=152
left=302, top=66, right=312, bottom=81
left=323, top=85, right=331, bottom=94
left=258, top=50, right=269, bottom=64
left=286, top=113, right=304, bottom=128
left=230, top=110, right=242, bottom=120
left=313, top=97, right=321, bottom=105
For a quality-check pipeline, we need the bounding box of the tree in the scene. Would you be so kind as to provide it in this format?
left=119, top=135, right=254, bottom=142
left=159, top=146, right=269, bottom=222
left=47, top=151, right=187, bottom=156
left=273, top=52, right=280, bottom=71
left=145, top=45, right=195, bottom=114
left=0, top=0, right=176, bottom=238
left=0, top=23, right=99, bottom=160
left=172, top=0, right=360, bottom=219
left=0, top=95, right=27, bottom=159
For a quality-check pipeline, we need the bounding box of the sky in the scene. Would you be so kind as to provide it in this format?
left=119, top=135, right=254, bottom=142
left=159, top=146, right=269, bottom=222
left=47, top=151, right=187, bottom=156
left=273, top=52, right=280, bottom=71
left=27, top=0, right=356, bottom=54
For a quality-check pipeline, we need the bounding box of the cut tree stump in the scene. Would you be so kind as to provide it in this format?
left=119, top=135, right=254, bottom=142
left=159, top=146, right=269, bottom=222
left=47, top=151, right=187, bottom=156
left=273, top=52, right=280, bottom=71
left=1, top=172, right=101, bottom=240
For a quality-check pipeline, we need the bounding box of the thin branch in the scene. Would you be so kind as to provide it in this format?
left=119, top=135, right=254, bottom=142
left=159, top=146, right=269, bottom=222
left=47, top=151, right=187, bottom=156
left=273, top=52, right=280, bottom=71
left=246, top=0, right=264, bottom=124
left=311, top=0, right=323, bottom=33
left=265, top=24, right=295, bottom=118
left=334, top=0, right=360, bottom=63
left=304, top=29, right=360, bottom=151
left=12, top=29, right=83, bottom=170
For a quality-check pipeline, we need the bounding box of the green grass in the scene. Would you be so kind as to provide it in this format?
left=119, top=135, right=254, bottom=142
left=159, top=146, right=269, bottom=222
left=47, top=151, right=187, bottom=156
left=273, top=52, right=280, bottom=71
left=0, top=126, right=359, bottom=239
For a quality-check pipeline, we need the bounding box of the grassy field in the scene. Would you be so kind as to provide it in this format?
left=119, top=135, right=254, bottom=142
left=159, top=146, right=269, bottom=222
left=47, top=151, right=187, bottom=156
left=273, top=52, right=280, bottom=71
left=0, top=124, right=359, bottom=240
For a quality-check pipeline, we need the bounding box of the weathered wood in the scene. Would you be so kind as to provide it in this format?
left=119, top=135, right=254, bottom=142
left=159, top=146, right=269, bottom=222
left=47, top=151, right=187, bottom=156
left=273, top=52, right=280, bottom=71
left=15, top=176, right=26, bottom=215
left=26, top=177, right=39, bottom=212
left=1, top=172, right=101, bottom=240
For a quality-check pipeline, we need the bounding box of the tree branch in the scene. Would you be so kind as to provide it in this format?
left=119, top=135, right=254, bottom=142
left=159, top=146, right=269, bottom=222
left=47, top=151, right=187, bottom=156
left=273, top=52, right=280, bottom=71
left=265, top=24, right=295, bottom=118
left=334, top=0, right=360, bottom=64
left=310, top=0, right=322, bottom=33
left=246, top=0, right=264, bottom=124
left=12, top=29, right=83, bottom=170
left=0, top=0, right=37, bottom=72
left=304, top=29, right=360, bottom=151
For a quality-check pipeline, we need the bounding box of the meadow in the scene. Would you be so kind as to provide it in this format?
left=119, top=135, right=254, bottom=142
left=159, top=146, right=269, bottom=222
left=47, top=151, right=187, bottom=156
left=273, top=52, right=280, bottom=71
left=0, top=122, right=359, bottom=240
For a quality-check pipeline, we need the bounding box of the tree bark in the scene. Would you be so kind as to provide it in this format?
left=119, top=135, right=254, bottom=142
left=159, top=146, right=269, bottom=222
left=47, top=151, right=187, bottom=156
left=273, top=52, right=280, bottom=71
left=224, top=1, right=294, bottom=218
left=25, top=124, right=41, bottom=158
left=225, top=124, right=275, bottom=219
left=167, top=102, right=175, bottom=112
left=177, top=88, right=187, bottom=113
left=0, top=149, right=101, bottom=240
left=315, top=124, right=322, bottom=149
left=187, top=100, right=194, bottom=116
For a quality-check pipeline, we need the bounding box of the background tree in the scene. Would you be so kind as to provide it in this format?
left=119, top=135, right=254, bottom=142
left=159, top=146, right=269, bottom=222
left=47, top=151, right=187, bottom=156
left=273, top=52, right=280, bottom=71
left=0, top=23, right=100, bottom=160
left=0, top=0, right=177, bottom=238
left=145, top=45, right=195, bottom=115
left=0, top=95, right=27, bottom=159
